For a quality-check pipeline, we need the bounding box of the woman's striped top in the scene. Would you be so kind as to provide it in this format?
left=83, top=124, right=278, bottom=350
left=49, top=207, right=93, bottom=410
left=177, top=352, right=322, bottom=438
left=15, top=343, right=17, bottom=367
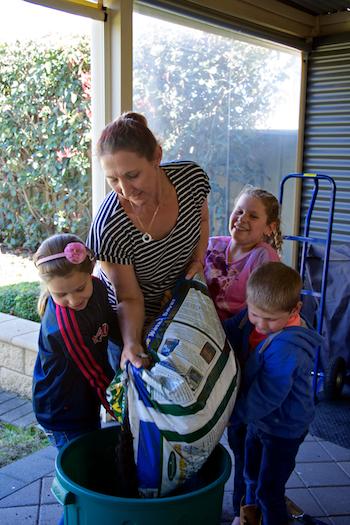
left=87, top=161, right=210, bottom=320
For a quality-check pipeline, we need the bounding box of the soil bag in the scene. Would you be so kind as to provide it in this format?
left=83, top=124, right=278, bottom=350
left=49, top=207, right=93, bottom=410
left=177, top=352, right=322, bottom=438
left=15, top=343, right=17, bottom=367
left=108, top=275, right=239, bottom=497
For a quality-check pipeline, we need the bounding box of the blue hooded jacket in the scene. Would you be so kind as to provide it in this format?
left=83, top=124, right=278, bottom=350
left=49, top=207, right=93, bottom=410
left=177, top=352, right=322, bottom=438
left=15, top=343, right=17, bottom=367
left=224, top=310, right=323, bottom=439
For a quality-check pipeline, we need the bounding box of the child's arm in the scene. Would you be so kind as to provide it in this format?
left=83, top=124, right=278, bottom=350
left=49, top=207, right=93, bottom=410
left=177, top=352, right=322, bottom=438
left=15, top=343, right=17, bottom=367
left=234, top=342, right=298, bottom=423
left=222, top=309, right=248, bottom=361
left=223, top=309, right=247, bottom=342
left=108, top=311, right=122, bottom=345
left=92, top=275, right=122, bottom=345
left=105, top=295, right=122, bottom=345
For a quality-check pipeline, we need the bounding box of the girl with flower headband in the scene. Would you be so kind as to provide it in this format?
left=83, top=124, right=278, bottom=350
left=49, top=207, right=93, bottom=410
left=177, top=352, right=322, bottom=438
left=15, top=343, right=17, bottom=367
left=32, top=233, right=121, bottom=450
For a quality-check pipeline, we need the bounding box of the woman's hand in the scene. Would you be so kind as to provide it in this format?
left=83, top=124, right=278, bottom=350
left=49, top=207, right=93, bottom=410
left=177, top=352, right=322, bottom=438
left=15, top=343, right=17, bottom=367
left=185, top=260, right=204, bottom=280
left=120, top=342, right=152, bottom=369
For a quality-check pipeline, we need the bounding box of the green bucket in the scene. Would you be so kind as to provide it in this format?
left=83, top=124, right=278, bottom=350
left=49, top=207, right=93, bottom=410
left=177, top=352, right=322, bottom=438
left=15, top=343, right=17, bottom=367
left=52, top=426, right=231, bottom=525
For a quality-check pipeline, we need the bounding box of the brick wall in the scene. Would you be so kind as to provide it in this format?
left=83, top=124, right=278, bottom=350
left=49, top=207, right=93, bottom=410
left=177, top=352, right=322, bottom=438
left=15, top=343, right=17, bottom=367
left=0, top=313, right=39, bottom=398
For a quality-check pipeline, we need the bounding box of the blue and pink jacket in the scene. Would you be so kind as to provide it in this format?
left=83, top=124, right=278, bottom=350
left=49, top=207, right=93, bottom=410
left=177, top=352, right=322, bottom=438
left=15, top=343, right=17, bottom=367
left=32, top=277, right=120, bottom=432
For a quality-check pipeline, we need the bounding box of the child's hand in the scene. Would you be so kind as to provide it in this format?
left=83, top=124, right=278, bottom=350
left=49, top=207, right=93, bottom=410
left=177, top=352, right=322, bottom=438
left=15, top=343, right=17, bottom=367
left=185, top=260, right=204, bottom=280
left=120, top=343, right=151, bottom=369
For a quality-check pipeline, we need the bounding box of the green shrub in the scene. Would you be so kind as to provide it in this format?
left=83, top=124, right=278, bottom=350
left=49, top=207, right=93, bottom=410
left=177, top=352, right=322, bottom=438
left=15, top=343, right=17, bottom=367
left=0, top=282, right=41, bottom=322
left=0, top=37, right=92, bottom=250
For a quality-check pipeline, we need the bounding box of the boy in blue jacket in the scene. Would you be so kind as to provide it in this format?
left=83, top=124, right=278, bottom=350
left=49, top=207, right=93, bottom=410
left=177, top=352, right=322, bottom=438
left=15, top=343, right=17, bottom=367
left=224, top=262, right=323, bottom=525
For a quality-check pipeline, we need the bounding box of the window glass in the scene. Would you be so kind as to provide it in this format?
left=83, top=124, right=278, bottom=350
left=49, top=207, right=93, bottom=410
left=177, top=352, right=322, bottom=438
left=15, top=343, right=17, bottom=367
left=133, top=11, right=301, bottom=236
left=0, top=0, right=92, bottom=252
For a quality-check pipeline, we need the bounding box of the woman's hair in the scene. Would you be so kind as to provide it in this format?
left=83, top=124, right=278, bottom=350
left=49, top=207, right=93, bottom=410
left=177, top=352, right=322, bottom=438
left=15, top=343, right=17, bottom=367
left=247, top=262, right=302, bottom=313
left=34, top=233, right=95, bottom=317
left=97, top=111, right=159, bottom=161
left=234, top=185, right=283, bottom=253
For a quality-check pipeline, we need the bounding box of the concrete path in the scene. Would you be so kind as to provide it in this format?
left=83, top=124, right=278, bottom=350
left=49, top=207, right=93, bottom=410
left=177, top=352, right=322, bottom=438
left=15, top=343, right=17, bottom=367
left=0, top=389, right=36, bottom=428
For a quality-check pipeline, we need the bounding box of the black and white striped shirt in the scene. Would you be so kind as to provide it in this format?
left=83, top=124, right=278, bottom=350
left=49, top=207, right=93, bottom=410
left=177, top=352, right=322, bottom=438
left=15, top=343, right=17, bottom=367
left=87, top=161, right=210, bottom=320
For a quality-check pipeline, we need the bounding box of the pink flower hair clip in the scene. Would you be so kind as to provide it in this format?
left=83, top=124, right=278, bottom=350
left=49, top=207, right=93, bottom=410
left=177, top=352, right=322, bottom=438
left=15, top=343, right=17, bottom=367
left=36, top=242, right=93, bottom=266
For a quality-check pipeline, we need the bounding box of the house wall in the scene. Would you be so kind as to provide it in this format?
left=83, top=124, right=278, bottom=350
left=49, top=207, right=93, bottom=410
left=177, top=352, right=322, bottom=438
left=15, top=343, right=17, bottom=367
left=301, top=35, right=350, bottom=243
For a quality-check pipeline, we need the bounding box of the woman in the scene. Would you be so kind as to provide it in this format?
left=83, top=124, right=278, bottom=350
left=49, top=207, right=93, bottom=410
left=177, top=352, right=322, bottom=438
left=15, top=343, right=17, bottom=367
left=87, top=112, right=210, bottom=368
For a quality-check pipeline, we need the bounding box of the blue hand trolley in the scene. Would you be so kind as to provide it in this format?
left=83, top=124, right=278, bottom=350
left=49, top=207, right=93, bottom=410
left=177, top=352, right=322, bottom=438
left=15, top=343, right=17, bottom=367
left=279, top=172, right=337, bottom=398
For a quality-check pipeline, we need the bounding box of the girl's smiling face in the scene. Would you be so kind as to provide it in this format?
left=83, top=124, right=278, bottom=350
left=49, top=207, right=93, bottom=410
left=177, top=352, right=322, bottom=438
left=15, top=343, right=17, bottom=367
left=229, top=194, right=275, bottom=251
left=47, top=271, right=93, bottom=311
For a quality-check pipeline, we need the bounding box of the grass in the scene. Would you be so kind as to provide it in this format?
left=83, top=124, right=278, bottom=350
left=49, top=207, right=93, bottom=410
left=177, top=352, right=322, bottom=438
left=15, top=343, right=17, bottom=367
left=0, top=422, right=49, bottom=468
left=0, top=281, right=40, bottom=322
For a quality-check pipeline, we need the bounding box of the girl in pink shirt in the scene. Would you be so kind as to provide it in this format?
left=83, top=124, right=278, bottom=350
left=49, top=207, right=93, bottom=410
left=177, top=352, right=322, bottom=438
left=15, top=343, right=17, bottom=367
left=204, top=187, right=282, bottom=321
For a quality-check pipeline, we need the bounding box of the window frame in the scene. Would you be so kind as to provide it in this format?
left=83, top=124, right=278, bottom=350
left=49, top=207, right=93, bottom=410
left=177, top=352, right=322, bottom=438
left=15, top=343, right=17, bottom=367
left=23, top=0, right=106, bottom=20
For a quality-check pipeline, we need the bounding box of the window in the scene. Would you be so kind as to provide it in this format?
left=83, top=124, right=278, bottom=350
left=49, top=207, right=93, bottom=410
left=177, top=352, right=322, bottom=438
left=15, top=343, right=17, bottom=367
left=0, top=0, right=93, bottom=251
left=133, top=9, right=301, bottom=236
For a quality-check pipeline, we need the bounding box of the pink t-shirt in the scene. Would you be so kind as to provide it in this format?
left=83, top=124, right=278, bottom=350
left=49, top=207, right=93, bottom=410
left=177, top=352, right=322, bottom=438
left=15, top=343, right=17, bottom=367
left=204, top=236, right=280, bottom=321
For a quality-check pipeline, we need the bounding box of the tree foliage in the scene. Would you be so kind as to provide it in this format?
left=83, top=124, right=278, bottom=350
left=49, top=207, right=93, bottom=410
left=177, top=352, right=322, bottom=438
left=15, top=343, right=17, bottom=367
left=134, top=25, right=284, bottom=163
left=0, top=37, right=91, bottom=250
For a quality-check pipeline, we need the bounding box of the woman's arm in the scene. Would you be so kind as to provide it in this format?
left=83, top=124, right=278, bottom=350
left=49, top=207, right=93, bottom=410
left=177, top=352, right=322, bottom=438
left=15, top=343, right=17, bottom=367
left=186, top=198, right=209, bottom=279
left=100, top=261, right=148, bottom=369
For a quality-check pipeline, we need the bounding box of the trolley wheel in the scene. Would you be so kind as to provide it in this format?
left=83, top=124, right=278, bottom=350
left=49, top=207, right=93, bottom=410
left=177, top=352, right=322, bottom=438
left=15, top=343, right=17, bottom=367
left=324, top=357, right=346, bottom=400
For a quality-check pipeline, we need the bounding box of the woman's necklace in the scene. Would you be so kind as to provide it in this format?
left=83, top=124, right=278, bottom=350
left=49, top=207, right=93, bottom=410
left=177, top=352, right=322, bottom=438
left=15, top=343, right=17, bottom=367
left=132, top=203, right=160, bottom=243
left=129, top=173, right=162, bottom=243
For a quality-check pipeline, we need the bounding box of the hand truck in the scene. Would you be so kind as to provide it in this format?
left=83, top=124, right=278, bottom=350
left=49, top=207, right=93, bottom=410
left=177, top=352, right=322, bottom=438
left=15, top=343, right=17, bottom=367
left=279, top=172, right=336, bottom=398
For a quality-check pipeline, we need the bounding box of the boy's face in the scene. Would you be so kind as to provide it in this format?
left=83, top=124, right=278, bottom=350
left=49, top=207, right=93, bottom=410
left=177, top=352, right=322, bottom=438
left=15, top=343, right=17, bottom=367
left=247, top=302, right=301, bottom=335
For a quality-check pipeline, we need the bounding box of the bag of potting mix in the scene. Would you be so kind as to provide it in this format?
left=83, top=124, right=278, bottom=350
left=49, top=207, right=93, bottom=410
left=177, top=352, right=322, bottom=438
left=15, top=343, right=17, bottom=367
left=107, top=274, right=239, bottom=497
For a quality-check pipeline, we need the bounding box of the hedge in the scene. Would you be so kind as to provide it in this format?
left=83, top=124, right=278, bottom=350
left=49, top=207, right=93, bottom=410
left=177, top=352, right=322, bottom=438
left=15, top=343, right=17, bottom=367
left=0, top=282, right=41, bottom=322
left=0, top=37, right=92, bottom=251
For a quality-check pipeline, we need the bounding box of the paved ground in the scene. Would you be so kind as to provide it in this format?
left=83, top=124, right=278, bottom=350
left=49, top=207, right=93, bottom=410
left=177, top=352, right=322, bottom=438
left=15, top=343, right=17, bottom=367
left=0, top=390, right=37, bottom=428
left=1, top=389, right=350, bottom=524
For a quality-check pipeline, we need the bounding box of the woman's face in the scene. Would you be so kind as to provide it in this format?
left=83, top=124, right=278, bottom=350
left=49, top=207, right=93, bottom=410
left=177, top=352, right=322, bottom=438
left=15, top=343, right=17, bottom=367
left=101, top=150, right=159, bottom=206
